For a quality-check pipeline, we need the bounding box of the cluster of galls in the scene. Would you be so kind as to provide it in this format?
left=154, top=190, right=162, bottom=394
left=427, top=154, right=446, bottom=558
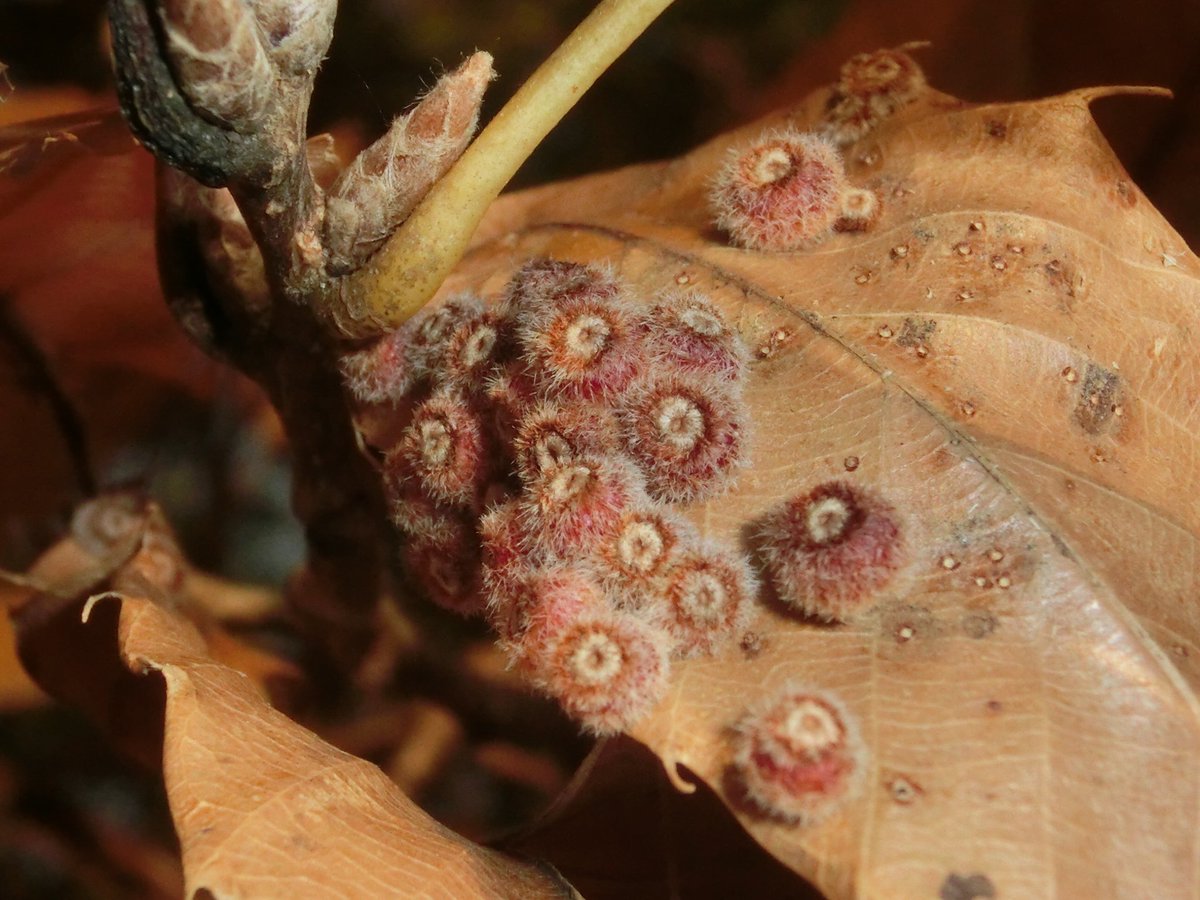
left=709, top=48, right=926, bottom=253
left=342, top=259, right=757, bottom=734
left=822, top=46, right=926, bottom=146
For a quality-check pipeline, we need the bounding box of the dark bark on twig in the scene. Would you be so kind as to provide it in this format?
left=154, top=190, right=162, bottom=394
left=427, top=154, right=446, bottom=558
left=108, top=0, right=271, bottom=188
left=109, top=0, right=329, bottom=309
left=107, top=0, right=490, bottom=661
left=155, top=168, right=388, bottom=661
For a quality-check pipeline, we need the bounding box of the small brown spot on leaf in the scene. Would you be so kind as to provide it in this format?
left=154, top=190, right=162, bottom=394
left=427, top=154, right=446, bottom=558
left=1073, top=363, right=1122, bottom=435
left=843, top=455, right=860, bottom=472
left=1114, top=179, right=1136, bottom=208
left=881, top=604, right=936, bottom=646
left=1043, top=256, right=1083, bottom=301
left=940, top=872, right=997, bottom=900
left=896, top=317, right=936, bottom=348
left=931, top=448, right=956, bottom=471
left=962, top=612, right=998, bottom=639
left=857, top=147, right=882, bottom=168
left=986, top=699, right=1003, bottom=713
left=740, top=631, right=765, bottom=658
left=886, top=774, right=923, bottom=805
left=755, top=328, right=793, bottom=359
left=985, top=120, right=1007, bottom=139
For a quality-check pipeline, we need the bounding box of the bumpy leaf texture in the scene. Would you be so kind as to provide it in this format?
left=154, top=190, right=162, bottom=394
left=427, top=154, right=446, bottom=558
left=422, top=76, right=1200, bottom=897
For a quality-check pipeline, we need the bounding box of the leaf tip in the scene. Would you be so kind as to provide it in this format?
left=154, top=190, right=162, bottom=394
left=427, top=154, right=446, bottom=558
left=663, top=755, right=698, bottom=794
left=1077, top=84, right=1174, bottom=105
left=81, top=591, right=120, bottom=624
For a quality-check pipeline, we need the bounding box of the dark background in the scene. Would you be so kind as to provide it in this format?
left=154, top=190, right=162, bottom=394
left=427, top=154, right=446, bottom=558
left=2, top=0, right=1197, bottom=243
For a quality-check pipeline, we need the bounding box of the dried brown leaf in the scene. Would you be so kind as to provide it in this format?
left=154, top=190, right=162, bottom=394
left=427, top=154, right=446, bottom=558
left=0, top=103, right=267, bottom=544
left=0, top=105, right=218, bottom=391
left=436, top=77, right=1200, bottom=897
left=9, top=494, right=297, bottom=740
left=87, top=591, right=573, bottom=899
left=11, top=493, right=576, bottom=899
left=0, top=606, right=44, bottom=709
